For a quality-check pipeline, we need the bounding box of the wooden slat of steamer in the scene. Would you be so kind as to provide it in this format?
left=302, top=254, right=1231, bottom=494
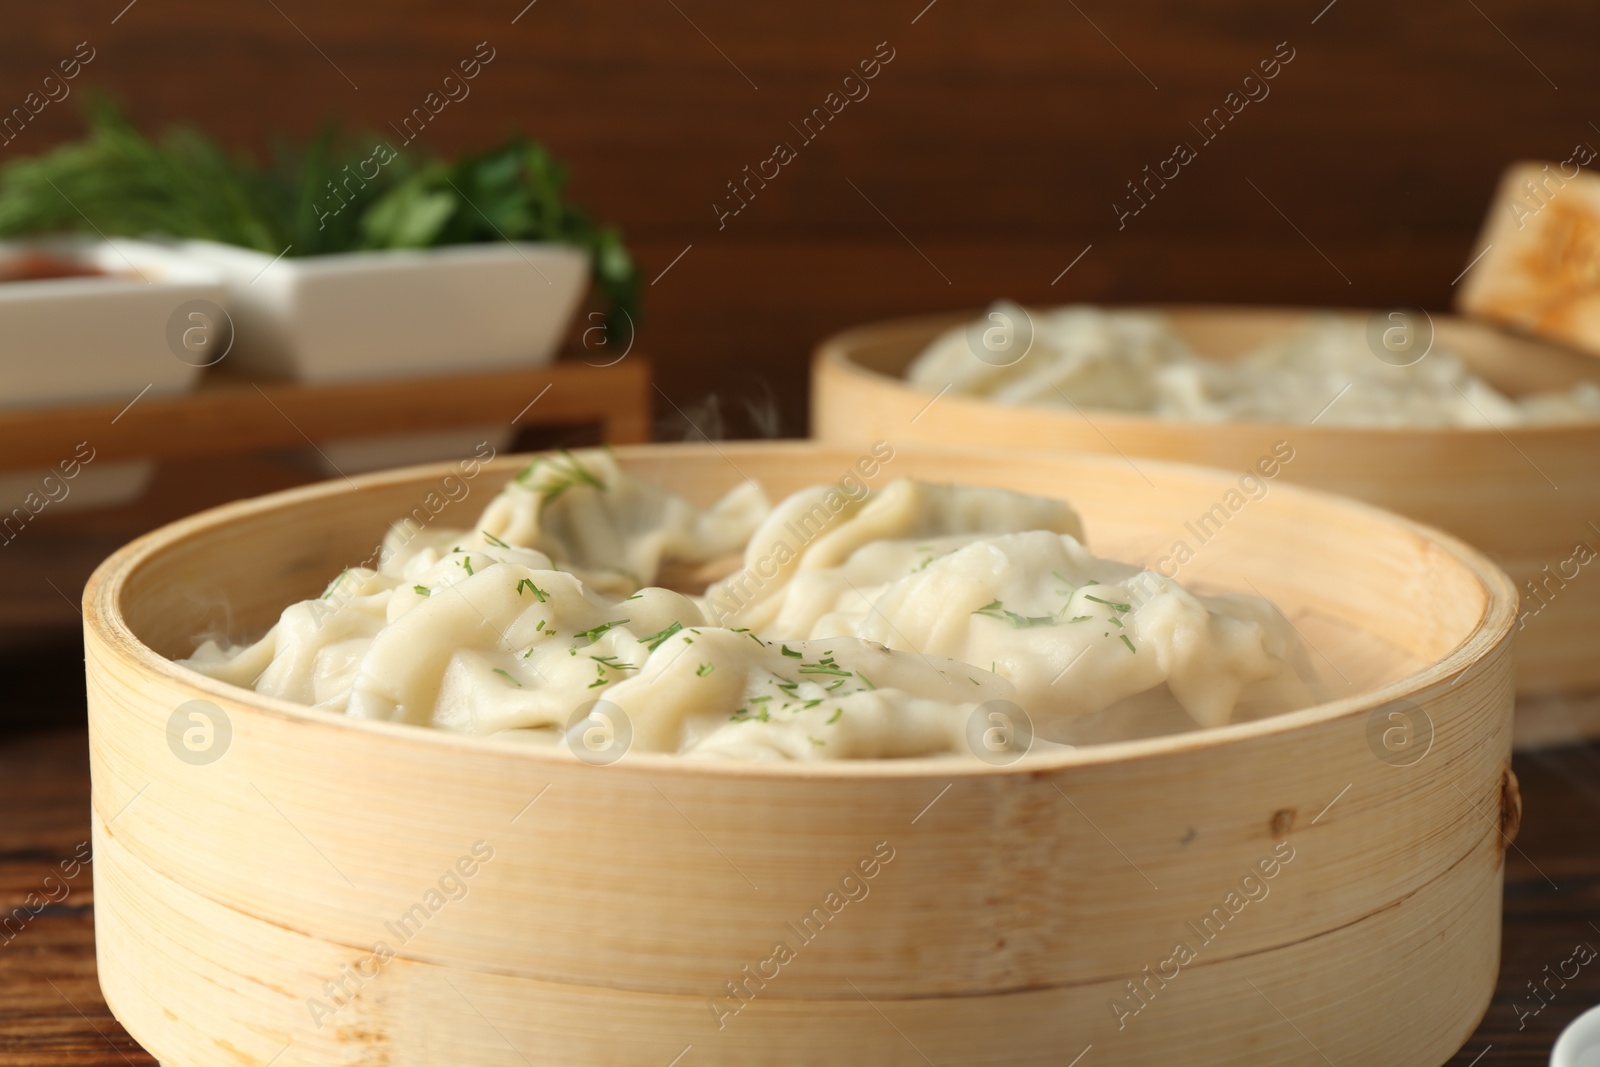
left=84, top=444, right=1517, bottom=1066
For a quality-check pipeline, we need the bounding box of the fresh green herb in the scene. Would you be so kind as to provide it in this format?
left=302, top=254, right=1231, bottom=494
left=535, top=619, right=546, bottom=632
left=780, top=645, right=803, bottom=658
left=825, top=679, right=846, bottom=691
left=798, top=663, right=852, bottom=677
left=515, top=578, right=549, bottom=601
left=1084, top=594, right=1132, bottom=612
left=1068, top=615, right=1093, bottom=623
left=639, top=621, right=683, bottom=651
left=587, top=677, right=607, bottom=688
left=625, top=593, right=644, bottom=601
left=322, top=570, right=350, bottom=600
left=804, top=699, right=823, bottom=709
left=857, top=671, right=876, bottom=690
left=826, top=707, right=843, bottom=724
left=808, top=736, right=825, bottom=746
left=749, top=695, right=772, bottom=703
left=482, top=530, right=511, bottom=549
left=413, top=584, right=431, bottom=596
left=460, top=556, right=474, bottom=576
left=492, top=668, right=521, bottom=687
left=1052, top=571, right=1077, bottom=588
left=574, top=618, right=629, bottom=643
left=591, top=654, right=636, bottom=671
left=696, top=663, right=714, bottom=676
left=974, top=599, right=1059, bottom=629
left=1119, top=634, right=1137, bottom=654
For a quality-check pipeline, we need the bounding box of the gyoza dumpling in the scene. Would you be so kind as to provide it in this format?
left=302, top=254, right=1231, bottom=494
left=732, top=529, right=1314, bottom=732
left=474, top=449, right=769, bottom=594
left=703, top=477, right=1083, bottom=628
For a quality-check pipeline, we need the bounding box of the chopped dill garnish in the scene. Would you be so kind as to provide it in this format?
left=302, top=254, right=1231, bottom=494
left=798, top=663, right=852, bottom=677
left=974, top=599, right=1059, bottom=628
left=591, top=654, right=636, bottom=671
left=482, top=531, right=511, bottom=549
left=1084, top=594, right=1132, bottom=612
left=517, top=450, right=607, bottom=500
left=587, top=677, right=607, bottom=688
left=321, top=570, right=350, bottom=599
left=515, top=578, right=548, bottom=601
left=826, top=707, right=843, bottom=724
left=413, top=585, right=431, bottom=596
left=574, top=619, right=629, bottom=643
left=696, top=663, right=715, bottom=676
left=492, top=668, right=521, bottom=687
left=640, top=621, right=683, bottom=651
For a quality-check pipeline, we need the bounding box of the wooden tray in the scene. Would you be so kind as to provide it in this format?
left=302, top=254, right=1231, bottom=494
left=0, top=357, right=651, bottom=472
left=812, top=308, right=1600, bottom=747
left=84, top=443, right=1515, bottom=1066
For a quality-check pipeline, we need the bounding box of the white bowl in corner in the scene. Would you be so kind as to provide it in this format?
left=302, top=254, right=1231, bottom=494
left=1554, top=1003, right=1600, bottom=1066
left=181, top=240, right=590, bottom=473
left=0, top=237, right=226, bottom=511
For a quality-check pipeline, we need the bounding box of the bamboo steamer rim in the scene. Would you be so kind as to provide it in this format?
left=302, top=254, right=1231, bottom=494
left=816, top=304, right=1600, bottom=439
left=83, top=440, right=1519, bottom=780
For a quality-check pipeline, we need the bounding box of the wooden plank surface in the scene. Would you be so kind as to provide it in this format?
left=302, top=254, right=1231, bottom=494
left=0, top=359, right=652, bottom=471
left=0, top=680, right=1596, bottom=1063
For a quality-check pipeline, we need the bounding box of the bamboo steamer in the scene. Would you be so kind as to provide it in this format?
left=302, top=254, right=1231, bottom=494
left=812, top=307, right=1600, bottom=747
left=85, top=443, right=1516, bottom=1067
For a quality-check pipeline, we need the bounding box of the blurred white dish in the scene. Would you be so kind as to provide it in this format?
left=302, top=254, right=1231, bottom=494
left=183, top=240, right=589, bottom=472
left=0, top=237, right=226, bottom=510
left=1553, top=1004, right=1600, bottom=1066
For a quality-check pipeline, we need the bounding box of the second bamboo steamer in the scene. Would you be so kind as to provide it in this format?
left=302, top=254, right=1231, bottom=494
left=811, top=306, right=1600, bottom=746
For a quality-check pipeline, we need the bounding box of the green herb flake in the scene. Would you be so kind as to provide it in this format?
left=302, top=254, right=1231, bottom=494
left=826, top=707, right=843, bottom=724
left=1084, top=594, right=1132, bottom=612
left=780, top=645, right=803, bottom=658
left=640, top=620, right=684, bottom=651
left=1120, top=634, right=1137, bottom=654
left=482, top=530, right=511, bottom=549
left=515, top=578, right=549, bottom=601
left=574, top=618, right=629, bottom=643
left=696, top=663, right=715, bottom=677
left=492, top=668, right=522, bottom=687
left=413, top=584, right=431, bottom=596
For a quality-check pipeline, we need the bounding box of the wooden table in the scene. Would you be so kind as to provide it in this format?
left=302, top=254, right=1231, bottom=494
left=1, top=664, right=1595, bottom=1065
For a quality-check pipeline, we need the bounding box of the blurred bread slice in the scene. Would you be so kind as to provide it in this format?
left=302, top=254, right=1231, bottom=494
left=1457, top=155, right=1600, bottom=358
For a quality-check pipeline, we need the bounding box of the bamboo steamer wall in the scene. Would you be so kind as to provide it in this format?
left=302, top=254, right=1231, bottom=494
left=85, top=443, right=1517, bottom=1066
left=812, top=308, right=1600, bottom=745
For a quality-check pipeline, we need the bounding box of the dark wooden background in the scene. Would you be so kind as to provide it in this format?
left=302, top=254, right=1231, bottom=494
left=5, top=0, right=1598, bottom=436
left=4, top=2, right=1600, bottom=1063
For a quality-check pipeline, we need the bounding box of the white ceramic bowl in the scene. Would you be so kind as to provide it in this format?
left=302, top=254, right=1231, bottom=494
left=0, top=237, right=225, bottom=509
left=182, top=240, right=590, bottom=473
left=1554, top=1004, right=1600, bottom=1067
